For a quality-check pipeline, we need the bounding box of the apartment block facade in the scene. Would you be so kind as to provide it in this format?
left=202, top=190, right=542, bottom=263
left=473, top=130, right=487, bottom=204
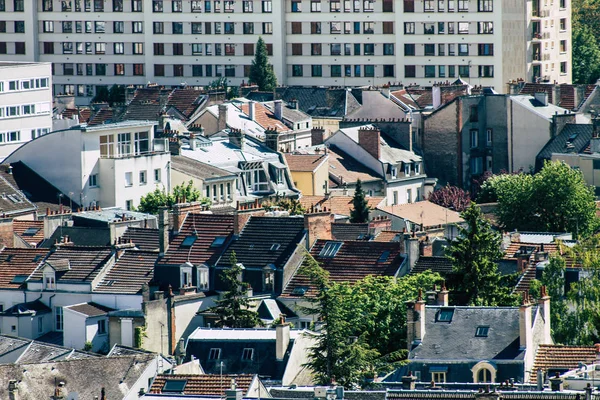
left=0, top=0, right=571, bottom=104
left=0, top=62, right=52, bottom=161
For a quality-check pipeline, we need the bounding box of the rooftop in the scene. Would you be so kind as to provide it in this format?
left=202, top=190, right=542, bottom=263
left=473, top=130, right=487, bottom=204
left=279, top=87, right=362, bottom=118
left=13, top=220, right=45, bottom=247
left=331, top=222, right=370, bottom=241
left=150, top=374, right=255, bottom=396
left=378, top=201, right=464, bottom=228
left=95, top=250, right=157, bottom=294
left=240, top=101, right=289, bottom=132
left=531, top=344, right=599, bottom=383
left=284, top=154, right=328, bottom=173
left=121, top=227, right=160, bottom=252
left=64, top=302, right=114, bottom=317
left=340, top=125, right=421, bottom=164
left=299, top=195, right=385, bottom=217
left=536, top=124, right=594, bottom=162
left=30, top=246, right=113, bottom=283
left=72, top=207, right=156, bottom=224
left=411, top=256, right=454, bottom=275
left=188, top=327, right=307, bottom=341
left=172, top=155, right=236, bottom=181
left=2, top=300, right=51, bottom=316
left=0, top=247, right=48, bottom=289
left=510, top=95, right=573, bottom=120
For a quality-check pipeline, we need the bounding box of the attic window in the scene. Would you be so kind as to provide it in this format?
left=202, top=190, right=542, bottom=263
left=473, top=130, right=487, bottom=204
left=163, top=380, right=187, bottom=393
left=475, top=326, right=489, bottom=337
left=181, top=235, right=197, bottom=248
left=319, top=241, right=342, bottom=258
left=11, top=275, right=28, bottom=284
left=211, top=236, right=226, bottom=247
left=208, top=348, right=221, bottom=360
left=23, top=227, right=40, bottom=236
left=270, top=244, right=281, bottom=251
left=292, top=287, right=308, bottom=296
left=378, top=251, right=391, bottom=263
left=4, top=254, right=14, bottom=262
left=437, top=308, right=454, bottom=322
left=242, top=348, right=254, bottom=361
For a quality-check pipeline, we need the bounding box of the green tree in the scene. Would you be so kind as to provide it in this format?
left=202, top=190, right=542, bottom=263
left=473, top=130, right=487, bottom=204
left=108, top=84, right=126, bottom=105
left=137, top=181, right=209, bottom=214
left=448, top=203, right=518, bottom=306
left=249, top=37, right=277, bottom=91
left=92, top=86, right=110, bottom=103
left=350, top=179, right=369, bottom=223
left=209, top=252, right=264, bottom=328
left=572, top=24, right=600, bottom=84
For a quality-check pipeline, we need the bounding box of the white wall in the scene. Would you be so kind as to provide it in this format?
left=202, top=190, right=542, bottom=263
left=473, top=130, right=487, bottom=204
left=509, top=98, right=552, bottom=172
left=325, top=130, right=384, bottom=176
left=63, top=308, right=87, bottom=350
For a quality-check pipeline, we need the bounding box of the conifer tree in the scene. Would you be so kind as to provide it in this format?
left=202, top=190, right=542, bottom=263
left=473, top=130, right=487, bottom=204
left=350, top=180, right=369, bottom=223
left=249, top=37, right=277, bottom=91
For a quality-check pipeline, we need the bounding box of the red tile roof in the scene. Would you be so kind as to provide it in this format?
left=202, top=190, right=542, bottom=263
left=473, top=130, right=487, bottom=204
left=327, top=147, right=382, bottom=185
left=13, top=220, right=45, bottom=247
left=284, top=154, right=328, bottom=173
left=88, top=108, right=113, bottom=126
left=282, top=239, right=404, bottom=297
left=240, top=102, right=288, bottom=132
left=150, top=374, right=254, bottom=396
left=160, top=214, right=234, bottom=265
left=0, top=248, right=48, bottom=289
left=299, top=195, right=385, bottom=217
left=531, top=345, right=599, bottom=383
left=502, top=243, right=560, bottom=261
left=519, top=83, right=596, bottom=111
left=95, top=250, right=157, bottom=294
left=29, top=246, right=113, bottom=283
left=121, top=227, right=159, bottom=252
left=167, top=88, right=205, bottom=119
left=411, top=256, right=453, bottom=275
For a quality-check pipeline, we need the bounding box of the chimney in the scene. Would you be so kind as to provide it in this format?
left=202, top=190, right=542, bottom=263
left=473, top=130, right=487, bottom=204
left=404, top=235, right=419, bottom=272
left=304, top=211, right=333, bottom=248
left=248, top=101, right=256, bottom=121
left=437, top=282, right=449, bottom=306
left=382, top=86, right=391, bottom=99
left=550, top=372, right=563, bottom=392
left=274, top=99, right=283, bottom=120
left=52, top=382, right=67, bottom=400
left=228, top=128, right=245, bottom=150
left=432, top=85, right=442, bottom=109
left=265, top=128, right=280, bottom=152
left=368, top=216, right=392, bottom=237
left=311, top=127, right=326, bottom=146
left=519, top=292, right=533, bottom=350
left=591, top=137, right=600, bottom=153
left=218, top=104, right=229, bottom=131
left=159, top=207, right=169, bottom=255
left=420, top=237, right=433, bottom=256
left=358, top=126, right=381, bottom=160
left=225, top=380, right=244, bottom=400
left=100, top=387, right=107, bottom=400
left=276, top=315, right=291, bottom=360
left=189, top=132, right=197, bottom=150
left=538, top=285, right=551, bottom=344
left=289, top=99, right=298, bottom=110
left=8, top=380, right=18, bottom=400
left=414, top=290, right=426, bottom=342
left=534, top=92, right=549, bottom=107
left=585, top=383, right=593, bottom=400
left=401, top=372, right=417, bottom=390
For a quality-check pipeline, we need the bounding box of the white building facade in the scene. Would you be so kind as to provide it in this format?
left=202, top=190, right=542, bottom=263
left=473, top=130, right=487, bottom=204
left=0, top=0, right=570, bottom=104
left=0, top=62, right=52, bottom=161
left=4, top=120, right=171, bottom=209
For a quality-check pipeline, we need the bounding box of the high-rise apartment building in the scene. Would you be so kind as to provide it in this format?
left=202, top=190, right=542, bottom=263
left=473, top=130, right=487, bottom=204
left=0, top=0, right=570, bottom=104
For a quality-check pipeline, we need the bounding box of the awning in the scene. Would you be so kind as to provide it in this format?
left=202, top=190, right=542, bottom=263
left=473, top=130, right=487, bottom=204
left=429, top=366, right=449, bottom=373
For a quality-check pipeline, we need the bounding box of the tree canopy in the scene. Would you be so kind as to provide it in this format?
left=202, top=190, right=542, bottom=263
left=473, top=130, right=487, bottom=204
left=350, top=179, right=369, bottom=223
left=447, top=203, right=519, bottom=306
left=209, top=251, right=264, bottom=328
left=427, top=185, right=471, bottom=212
left=573, top=24, right=600, bottom=84
left=249, top=37, right=277, bottom=91
left=137, top=181, right=209, bottom=214
left=480, top=161, right=598, bottom=238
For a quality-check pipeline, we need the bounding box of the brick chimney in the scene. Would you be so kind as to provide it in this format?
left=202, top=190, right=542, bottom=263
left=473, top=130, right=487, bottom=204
left=519, top=292, right=533, bottom=350
left=420, top=236, right=433, bottom=256
left=217, top=104, right=228, bottom=131
left=368, top=216, right=391, bottom=237
left=275, top=314, right=291, bottom=360
left=304, top=210, right=333, bottom=248
left=228, top=128, right=245, bottom=150
left=406, top=290, right=426, bottom=349
left=550, top=372, right=564, bottom=392
left=437, top=282, right=449, bottom=306
left=538, top=285, right=551, bottom=344
left=52, top=382, right=67, bottom=400
left=234, top=203, right=266, bottom=235
left=158, top=207, right=169, bottom=255
left=358, top=126, right=381, bottom=160
left=311, top=127, right=326, bottom=146
left=8, top=380, right=18, bottom=400
left=404, top=234, right=419, bottom=272
left=265, top=128, right=280, bottom=152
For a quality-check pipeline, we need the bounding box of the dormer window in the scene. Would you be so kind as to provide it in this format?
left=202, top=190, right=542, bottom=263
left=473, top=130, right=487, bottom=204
left=319, top=241, right=342, bottom=257
left=209, top=348, right=221, bottom=360
left=180, top=264, right=193, bottom=288
left=415, top=163, right=421, bottom=175
left=390, top=166, right=397, bottom=179
left=437, top=308, right=454, bottom=322
left=242, top=348, right=254, bottom=361
left=263, top=264, right=275, bottom=292
left=404, top=163, right=411, bottom=176
left=211, top=237, right=226, bottom=247
left=197, top=265, right=209, bottom=290
left=43, top=269, right=55, bottom=290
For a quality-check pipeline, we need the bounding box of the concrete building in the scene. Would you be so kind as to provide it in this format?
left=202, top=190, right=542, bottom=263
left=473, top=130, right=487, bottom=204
left=0, top=62, right=52, bottom=161
left=0, top=0, right=571, bottom=104
left=4, top=120, right=171, bottom=210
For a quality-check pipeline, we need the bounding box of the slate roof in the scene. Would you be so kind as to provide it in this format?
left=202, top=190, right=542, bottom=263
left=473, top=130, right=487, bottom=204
left=65, top=302, right=114, bottom=317
left=219, top=216, right=305, bottom=269
left=121, top=227, right=160, bottom=251
left=120, top=87, right=171, bottom=122
left=531, top=344, right=599, bottom=383
left=29, top=246, right=113, bottom=283
left=536, top=124, right=593, bottom=163
left=0, top=247, right=48, bottom=289
left=279, top=87, right=361, bottom=118
left=284, top=154, right=328, bottom=173
left=0, top=354, right=156, bottom=400
left=2, top=300, right=51, bottom=316
left=149, top=374, right=254, bottom=396
left=345, top=90, right=407, bottom=120
left=282, top=240, right=404, bottom=298
left=264, top=101, right=311, bottom=123
left=378, top=201, right=464, bottom=228
left=172, top=155, right=236, bottom=181
left=340, top=125, right=421, bottom=165
left=95, top=250, right=157, bottom=294
left=0, top=171, right=36, bottom=216
left=166, top=88, right=206, bottom=119
left=327, top=146, right=382, bottom=185
left=299, top=195, right=385, bottom=217
left=331, top=222, right=369, bottom=241
left=13, top=220, right=45, bottom=247
left=43, top=226, right=112, bottom=248
left=161, top=214, right=234, bottom=266
left=409, top=306, right=525, bottom=361
left=411, top=256, right=454, bottom=275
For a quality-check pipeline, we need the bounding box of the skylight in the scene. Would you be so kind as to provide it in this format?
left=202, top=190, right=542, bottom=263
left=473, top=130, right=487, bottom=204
left=4, top=254, right=14, bottom=262
left=437, top=309, right=454, bottom=322
left=163, top=380, right=187, bottom=393
left=181, top=235, right=197, bottom=248
left=10, top=275, right=28, bottom=284
left=23, top=227, right=40, bottom=236
left=319, top=241, right=343, bottom=258
left=378, top=251, right=391, bottom=263
left=475, top=326, right=490, bottom=337
left=292, top=287, right=308, bottom=296
left=270, top=244, right=281, bottom=251
left=211, top=236, right=226, bottom=248
left=242, top=348, right=254, bottom=361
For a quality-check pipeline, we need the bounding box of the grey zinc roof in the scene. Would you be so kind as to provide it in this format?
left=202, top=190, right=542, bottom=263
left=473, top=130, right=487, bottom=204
left=344, top=90, right=407, bottom=120
left=510, top=95, right=573, bottom=120
left=43, top=226, right=112, bottom=247
left=279, top=87, right=361, bottom=118
left=172, top=155, right=236, bottom=181
left=536, top=124, right=593, bottom=163
left=263, top=101, right=311, bottom=123
left=341, top=125, right=421, bottom=164
left=409, top=306, right=525, bottom=361
left=0, top=173, right=36, bottom=216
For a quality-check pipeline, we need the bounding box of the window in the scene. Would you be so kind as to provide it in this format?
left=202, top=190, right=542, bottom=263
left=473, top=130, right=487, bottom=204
left=94, top=21, right=105, bottom=33
left=383, top=64, right=394, bottom=77
left=311, top=65, right=322, bottom=77
left=459, top=64, right=470, bottom=77
left=240, top=348, right=255, bottom=360
left=262, top=0, right=272, bottom=11
left=383, top=43, right=394, bottom=55
left=458, top=22, right=469, bottom=34
left=133, top=43, right=144, bottom=54
left=154, top=169, right=161, bottom=182
left=55, top=307, right=63, bottom=331
left=291, top=0, right=301, bottom=11
left=153, top=0, right=163, bottom=11
left=263, top=22, right=272, bottom=34
left=363, top=43, right=374, bottom=55
left=404, top=44, right=415, bottom=56
left=331, top=65, right=342, bottom=77
left=172, top=0, right=182, bottom=11
left=173, top=43, right=183, bottom=55
left=43, top=0, right=53, bottom=10
left=14, top=0, right=23, bottom=11
left=172, top=22, right=183, bottom=34
left=479, top=65, right=494, bottom=77
left=424, top=23, right=434, bottom=34
left=311, top=22, right=321, bottom=34
left=478, top=43, right=494, bottom=55
left=311, top=43, right=322, bottom=55
left=363, top=22, right=374, bottom=34
left=43, top=270, right=55, bottom=290
left=15, top=42, right=25, bottom=54
left=478, top=0, right=492, bottom=11
left=113, top=0, right=123, bottom=11
left=425, top=65, right=435, bottom=78
left=89, top=174, right=98, bottom=187
left=560, top=62, right=567, bottom=74
left=311, top=0, right=321, bottom=12
left=123, top=171, right=134, bottom=187
left=424, top=44, right=435, bottom=56
left=560, top=40, right=567, bottom=53
left=424, top=0, right=434, bottom=11
left=458, top=43, right=469, bottom=56
left=100, top=134, right=115, bottom=157
left=242, top=0, right=253, bottom=12
left=478, top=21, right=493, bottom=34
left=154, top=43, right=164, bottom=55
left=478, top=368, right=493, bottom=383
left=476, top=326, right=489, bottom=337
left=98, top=319, right=107, bottom=334
left=320, top=241, right=342, bottom=257
left=14, top=20, right=24, bottom=33
left=95, top=42, right=106, bottom=54
left=243, top=22, right=253, bottom=34
left=224, top=0, right=234, bottom=12
left=134, top=64, right=144, bottom=76
left=404, top=22, right=415, bottom=34
left=437, top=309, right=454, bottom=322
left=405, top=65, right=416, bottom=78
left=292, top=65, right=303, bottom=76
left=132, top=21, right=143, bottom=33
left=198, top=266, right=209, bottom=290
left=132, top=0, right=142, bottom=11
left=458, top=0, right=468, bottom=11
left=209, top=348, right=222, bottom=359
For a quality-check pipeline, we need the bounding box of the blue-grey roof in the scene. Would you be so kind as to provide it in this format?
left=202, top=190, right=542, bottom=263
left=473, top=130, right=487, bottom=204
left=409, top=306, right=525, bottom=362
left=536, top=124, right=593, bottom=168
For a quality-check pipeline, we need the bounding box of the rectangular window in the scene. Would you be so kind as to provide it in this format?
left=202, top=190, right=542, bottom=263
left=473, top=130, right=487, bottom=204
left=311, top=65, right=322, bottom=77
left=125, top=171, right=133, bottom=187
left=133, top=43, right=144, bottom=55
left=458, top=43, right=469, bottom=56
left=478, top=0, right=492, bottom=11
left=173, top=43, right=183, bottom=55
left=172, top=22, right=183, bottom=34
left=458, top=0, right=468, bottom=11
left=292, top=65, right=303, bottom=76
left=405, top=65, right=416, bottom=78
left=154, top=22, right=164, bottom=34
left=458, top=22, right=469, bottom=34
left=459, top=64, right=470, bottom=77
left=470, top=106, right=478, bottom=122
left=89, top=174, right=98, bottom=187
left=154, top=43, right=164, bottom=55
left=424, top=44, right=435, bottom=56
left=154, top=169, right=161, bottom=182
left=404, top=22, right=415, bottom=34
left=478, top=43, right=494, bottom=55
left=15, top=42, right=25, bottom=54
left=192, top=43, right=203, bottom=54
left=133, top=64, right=144, bottom=76
left=311, top=22, right=321, bottom=34
left=478, top=21, right=493, bottom=34
left=470, top=129, right=478, bottom=148
left=331, top=65, right=342, bottom=77
left=262, top=0, right=272, bottom=12
left=113, top=21, right=124, bottom=33
left=311, top=43, right=321, bottom=55
left=243, top=22, right=253, bottom=34
left=113, top=0, right=123, bottom=11
left=383, top=43, right=394, bottom=55
left=425, top=65, right=435, bottom=78
left=439, top=65, right=446, bottom=77
left=132, top=21, right=143, bottom=33
left=486, top=129, right=493, bottom=147
left=363, top=22, right=374, bottom=34
left=139, top=170, right=147, bottom=185
left=263, top=22, right=272, bottom=34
